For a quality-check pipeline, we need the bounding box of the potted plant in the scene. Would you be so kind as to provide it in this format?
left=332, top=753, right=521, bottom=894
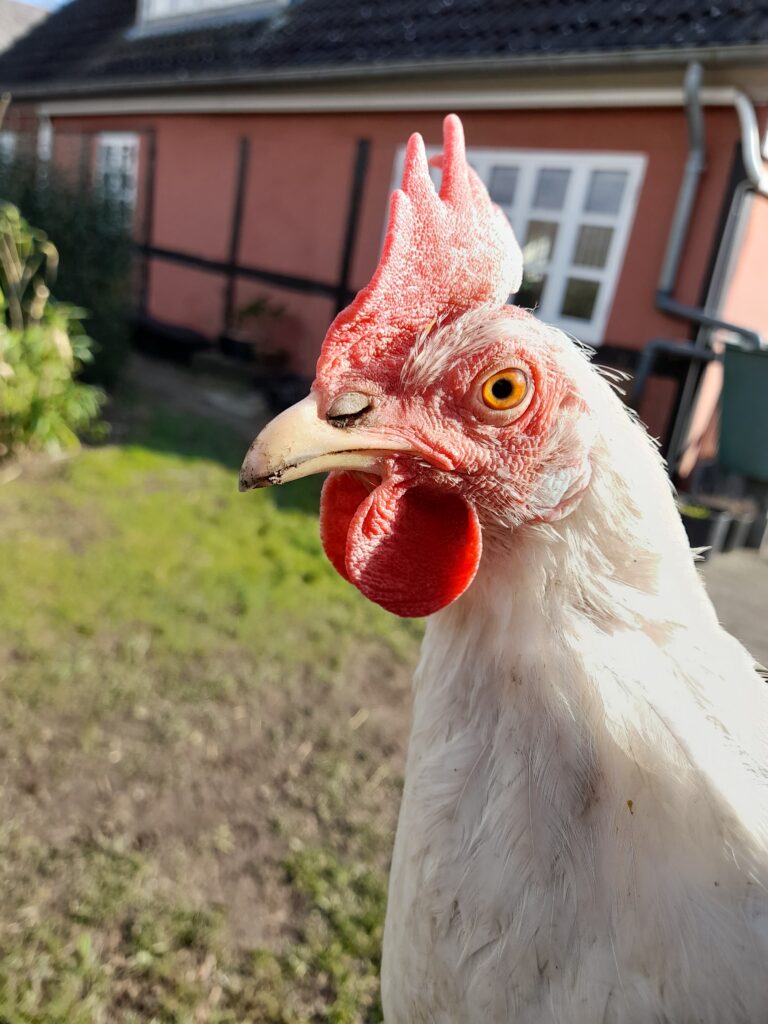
left=0, top=203, right=103, bottom=475
left=220, top=295, right=288, bottom=369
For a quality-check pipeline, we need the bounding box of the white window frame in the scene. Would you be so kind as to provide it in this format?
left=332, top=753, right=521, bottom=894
left=0, top=130, right=17, bottom=163
left=95, top=131, right=140, bottom=216
left=138, top=0, right=277, bottom=24
left=390, top=146, right=646, bottom=345
left=37, top=116, right=53, bottom=163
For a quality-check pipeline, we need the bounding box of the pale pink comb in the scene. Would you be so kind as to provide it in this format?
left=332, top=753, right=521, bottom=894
left=316, top=114, right=523, bottom=380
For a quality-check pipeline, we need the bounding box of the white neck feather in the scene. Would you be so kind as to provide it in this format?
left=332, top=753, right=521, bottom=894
left=420, top=415, right=768, bottom=855
left=382, top=350, right=768, bottom=1023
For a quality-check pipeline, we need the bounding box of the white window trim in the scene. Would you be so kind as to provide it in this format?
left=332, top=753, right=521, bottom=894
left=391, top=146, right=647, bottom=345
left=0, top=130, right=17, bottom=162
left=96, top=131, right=140, bottom=214
left=136, top=0, right=283, bottom=30
left=37, top=116, right=53, bottom=163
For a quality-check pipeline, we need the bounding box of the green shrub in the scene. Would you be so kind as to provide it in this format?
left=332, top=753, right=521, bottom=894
left=1, top=156, right=133, bottom=387
left=0, top=202, right=103, bottom=463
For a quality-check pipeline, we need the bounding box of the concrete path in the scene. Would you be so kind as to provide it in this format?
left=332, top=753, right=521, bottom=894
left=123, top=353, right=269, bottom=440
left=702, top=550, right=768, bottom=666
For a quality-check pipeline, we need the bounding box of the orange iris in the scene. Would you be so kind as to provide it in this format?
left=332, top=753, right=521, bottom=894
left=481, top=368, right=529, bottom=410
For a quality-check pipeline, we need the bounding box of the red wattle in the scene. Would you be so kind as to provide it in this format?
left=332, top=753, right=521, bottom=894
left=320, top=471, right=482, bottom=618
left=319, top=471, right=370, bottom=582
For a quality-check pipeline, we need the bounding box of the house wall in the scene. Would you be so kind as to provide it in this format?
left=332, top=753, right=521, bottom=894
left=49, top=106, right=743, bottom=388
left=677, top=180, right=768, bottom=477
left=2, top=100, right=42, bottom=158
left=721, top=190, right=768, bottom=336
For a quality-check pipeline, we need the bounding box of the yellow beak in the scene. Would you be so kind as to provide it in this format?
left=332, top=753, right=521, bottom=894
left=239, top=393, right=408, bottom=490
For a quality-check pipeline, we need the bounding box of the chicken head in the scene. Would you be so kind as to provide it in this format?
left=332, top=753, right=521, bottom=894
left=241, top=115, right=596, bottom=617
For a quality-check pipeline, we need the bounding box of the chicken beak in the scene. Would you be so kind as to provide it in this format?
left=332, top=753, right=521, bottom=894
left=239, top=392, right=405, bottom=490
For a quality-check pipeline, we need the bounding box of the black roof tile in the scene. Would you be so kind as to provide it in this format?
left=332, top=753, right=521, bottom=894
left=1, top=0, right=767, bottom=97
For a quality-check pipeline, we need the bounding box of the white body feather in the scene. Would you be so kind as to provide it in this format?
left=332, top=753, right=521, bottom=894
left=381, top=327, right=768, bottom=1023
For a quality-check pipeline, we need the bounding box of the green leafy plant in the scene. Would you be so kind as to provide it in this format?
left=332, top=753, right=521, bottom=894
left=226, top=294, right=290, bottom=368
left=1, top=156, right=133, bottom=387
left=0, top=202, right=104, bottom=464
left=237, top=295, right=286, bottom=325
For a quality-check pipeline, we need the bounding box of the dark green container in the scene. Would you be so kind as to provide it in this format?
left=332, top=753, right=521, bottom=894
left=719, top=345, right=768, bottom=481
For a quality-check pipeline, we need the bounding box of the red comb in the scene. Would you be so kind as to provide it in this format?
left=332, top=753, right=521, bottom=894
left=316, top=114, right=523, bottom=379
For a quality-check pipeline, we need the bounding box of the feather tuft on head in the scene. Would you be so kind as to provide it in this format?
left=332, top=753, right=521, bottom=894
left=316, top=114, right=523, bottom=380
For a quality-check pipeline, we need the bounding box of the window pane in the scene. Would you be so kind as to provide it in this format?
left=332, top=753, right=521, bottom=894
left=584, top=170, right=627, bottom=214
left=523, top=220, right=558, bottom=268
left=489, top=166, right=518, bottom=206
left=97, top=136, right=139, bottom=221
left=515, top=273, right=547, bottom=311
left=561, top=278, right=600, bottom=320
left=572, top=225, right=613, bottom=268
left=533, top=168, right=570, bottom=210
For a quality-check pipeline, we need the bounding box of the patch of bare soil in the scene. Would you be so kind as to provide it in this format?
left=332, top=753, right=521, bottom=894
left=0, top=643, right=413, bottom=952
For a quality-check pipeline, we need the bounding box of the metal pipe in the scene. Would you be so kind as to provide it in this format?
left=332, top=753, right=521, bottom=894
left=655, top=295, right=762, bottom=348
left=628, top=338, right=718, bottom=412
left=658, top=63, right=706, bottom=295
left=731, top=90, right=768, bottom=197
left=655, top=63, right=766, bottom=347
left=652, top=63, right=768, bottom=475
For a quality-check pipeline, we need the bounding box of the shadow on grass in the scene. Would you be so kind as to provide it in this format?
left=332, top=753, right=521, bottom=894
left=118, top=406, right=326, bottom=515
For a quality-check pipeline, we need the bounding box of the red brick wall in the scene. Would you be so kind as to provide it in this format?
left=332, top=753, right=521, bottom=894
left=47, top=105, right=744, bottom=382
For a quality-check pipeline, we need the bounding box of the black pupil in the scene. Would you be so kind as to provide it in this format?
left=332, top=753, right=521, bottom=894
left=491, top=377, right=514, bottom=400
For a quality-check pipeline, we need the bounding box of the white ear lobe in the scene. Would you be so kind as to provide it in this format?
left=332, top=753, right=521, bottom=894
left=534, top=457, right=593, bottom=523
left=533, top=413, right=596, bottom=522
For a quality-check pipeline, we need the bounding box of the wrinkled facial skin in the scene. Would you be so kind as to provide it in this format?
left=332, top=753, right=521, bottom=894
left=314, top=305, right=594, bottom=536
left=242, top=117, right=592, bottom=616
left=242, top=303, right=596, bottom=618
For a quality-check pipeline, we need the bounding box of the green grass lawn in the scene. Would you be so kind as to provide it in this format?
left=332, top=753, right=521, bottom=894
left=0, top=399, right=420, bottom=1023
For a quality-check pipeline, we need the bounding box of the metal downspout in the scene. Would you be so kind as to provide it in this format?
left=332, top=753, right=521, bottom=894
left=732, top=91, right=768, bottom=197
left=655, top=62, right=764, bottom=347
left=654, top=63, right=768, bottom=473
left=657, top=63, right=706, bottom=298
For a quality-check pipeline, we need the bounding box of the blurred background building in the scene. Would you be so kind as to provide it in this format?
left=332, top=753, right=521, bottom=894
left=0, top=0, right=767, bottom=474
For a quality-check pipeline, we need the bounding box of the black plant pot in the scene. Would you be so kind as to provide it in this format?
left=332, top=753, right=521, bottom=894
left=746, top=506, right=768, bottom=550
left=265, top=373, right=313, bottom=413
left=723, top=508, right=757, bottom=552
left=681, top=495, right=758, bottom=553
left=132, top=315, right=210, bottom=364
left=677, top=496, right=733, bottom=561
left=219, top=333, right=256, bottom=363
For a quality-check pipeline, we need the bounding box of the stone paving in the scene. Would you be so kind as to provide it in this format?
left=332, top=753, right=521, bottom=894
left=702, top=549, right=768, bottom=666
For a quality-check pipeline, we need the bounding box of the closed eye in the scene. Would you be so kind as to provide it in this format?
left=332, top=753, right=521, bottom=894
left=326, top=391, right=373, bottom=428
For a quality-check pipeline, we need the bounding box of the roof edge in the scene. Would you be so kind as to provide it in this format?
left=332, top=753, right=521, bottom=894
left=6, top=42, right=768, bottom=102
left=33, top=84, right=768, bottom=119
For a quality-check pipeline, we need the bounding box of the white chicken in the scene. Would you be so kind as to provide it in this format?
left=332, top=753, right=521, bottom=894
left=241, top=115, right=768, bottom=1023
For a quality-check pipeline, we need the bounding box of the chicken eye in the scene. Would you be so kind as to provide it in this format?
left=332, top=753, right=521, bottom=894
left=481, top=369, right=529, bottom=411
